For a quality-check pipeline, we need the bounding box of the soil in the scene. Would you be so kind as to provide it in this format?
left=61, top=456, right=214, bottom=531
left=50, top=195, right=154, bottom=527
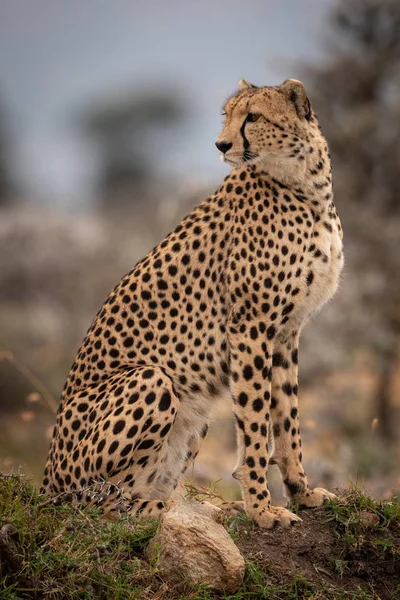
left=236, top=508, right=400, bottom=599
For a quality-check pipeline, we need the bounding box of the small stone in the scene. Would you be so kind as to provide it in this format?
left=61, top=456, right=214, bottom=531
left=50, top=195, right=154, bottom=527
left=147, top=500, right=245, bottom=593
left=359, top=510, right=379, bottom=529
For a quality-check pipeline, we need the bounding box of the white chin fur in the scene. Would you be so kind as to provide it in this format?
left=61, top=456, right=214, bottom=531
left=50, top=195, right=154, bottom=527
left=223, top=156, right=242, bottom=168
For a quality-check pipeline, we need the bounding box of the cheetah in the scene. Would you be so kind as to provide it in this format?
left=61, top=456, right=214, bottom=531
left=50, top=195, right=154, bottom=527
left=42, top=78, right=344, bottom=528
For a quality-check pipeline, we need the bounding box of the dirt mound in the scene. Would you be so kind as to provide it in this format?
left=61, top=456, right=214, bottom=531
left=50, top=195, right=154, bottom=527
left=1, top=475, right=399, bottom=599
left=234, top=494, right=400, bottom=599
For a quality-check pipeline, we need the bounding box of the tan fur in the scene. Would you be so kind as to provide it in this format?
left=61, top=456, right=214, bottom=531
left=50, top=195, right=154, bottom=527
left=42, top=79, right=343, bottom=528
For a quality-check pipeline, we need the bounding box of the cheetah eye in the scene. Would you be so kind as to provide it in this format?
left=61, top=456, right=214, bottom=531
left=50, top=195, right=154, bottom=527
left=246, top=112, right=260, bottom=123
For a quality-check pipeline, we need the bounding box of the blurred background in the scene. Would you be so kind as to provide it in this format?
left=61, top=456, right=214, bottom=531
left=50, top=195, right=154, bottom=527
left=0, top=0, right=399, bottom=503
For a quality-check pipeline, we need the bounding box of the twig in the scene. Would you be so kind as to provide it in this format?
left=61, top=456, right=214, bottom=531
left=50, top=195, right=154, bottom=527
left=0, top=471, right=26, bottom=479
left=314, top=564, right=334, bottom=579
left=184, top=480, right=225, bottom=503
left=0, top=348, right=58, bottom=414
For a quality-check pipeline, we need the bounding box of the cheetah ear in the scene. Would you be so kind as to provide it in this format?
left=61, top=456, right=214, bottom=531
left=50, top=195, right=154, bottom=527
left=238, top=79, right=257, bottom=92
left=281, top=79, right=312, bottom=121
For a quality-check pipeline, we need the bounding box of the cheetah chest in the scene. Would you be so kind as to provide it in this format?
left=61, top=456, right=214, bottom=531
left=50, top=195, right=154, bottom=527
left=287, top=218, right=343, bottom=331
left=305, top=221, right=343, bottom=317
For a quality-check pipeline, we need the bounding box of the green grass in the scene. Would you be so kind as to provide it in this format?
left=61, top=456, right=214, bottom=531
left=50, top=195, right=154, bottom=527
left=324, top=485, right=400, bottom=529
left=0, top=474, right=158, bottom=599
left=184, top=567, right=381, bottom=600
left=1, top=475, right=399, bottom=600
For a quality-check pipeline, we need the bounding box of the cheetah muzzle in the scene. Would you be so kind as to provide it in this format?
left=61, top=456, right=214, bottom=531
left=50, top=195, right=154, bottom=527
left=42, top=78, right=344, bottom=528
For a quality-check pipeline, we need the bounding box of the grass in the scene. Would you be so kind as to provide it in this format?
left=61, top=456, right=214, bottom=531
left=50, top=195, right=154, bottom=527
left=323, top=487, right=400, bottom=589
left=325, top=486, right=400, bottom=529
left=0, top=473, right=158, bottom=599
left=1, top=474, right=399, bottom=600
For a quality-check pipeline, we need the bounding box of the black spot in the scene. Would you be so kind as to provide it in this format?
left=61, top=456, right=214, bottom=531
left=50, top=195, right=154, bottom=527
left=262, top=303, right=270, bottom=314
left=282, top=382, right=293, bottom=396
left=252, top=398, right=264, bottom=412
left=145, top=392, right=156, bottom=405
left=127, top=425, right=138, bottom=438
left=137, top=439, right=154, bottom=450
left=238, top=392, right=248, bottom=407
left=272, top=353, right=288, bottom=368
left=264, top=277, right=272, bottom=289
left=121, top=444, right=133, bottom=457
left=160, top=423, right=172, bottom=437
left=159, top=391, right=172, bottom=411
left=157, top=279, right=168, bottom=290
left=292, top=349, right=298, bottom=364
left=113, top=420, right=126, bottom=435
left=243, top=365, right=253, bottom=380
left=282, top=302, right=294, bottom=316
left=253, top=355, right=264, bottom=371
left=129, top=393, right=139, bottom=404
left=109, top=441, right=119, bottom=454
left=284, top=478, right=303, bottom=496
left=133, top=408, right=144, bottom=420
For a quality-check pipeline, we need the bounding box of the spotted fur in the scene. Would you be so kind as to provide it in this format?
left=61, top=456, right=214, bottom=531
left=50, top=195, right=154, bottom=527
left=42, top=79, right=343, bottom=528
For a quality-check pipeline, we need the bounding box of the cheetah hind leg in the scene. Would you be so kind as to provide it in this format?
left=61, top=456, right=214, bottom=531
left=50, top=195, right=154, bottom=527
left=127, top=497, right=175, bottom=520
left=80, top=481, right=173, bottom=520
left=290, top=488, right=337, bottom=509
left=85, top=484, right=175, bottom=520
left=100, top=497, right=175, bottom=521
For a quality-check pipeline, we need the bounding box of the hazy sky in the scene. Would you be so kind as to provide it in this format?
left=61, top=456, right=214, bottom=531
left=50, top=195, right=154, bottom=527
left=0, top=0, right=334, bottom=204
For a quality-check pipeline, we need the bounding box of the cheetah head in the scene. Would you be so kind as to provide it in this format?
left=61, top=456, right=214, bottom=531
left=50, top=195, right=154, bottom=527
left=216, top=79, right=316, bottom=184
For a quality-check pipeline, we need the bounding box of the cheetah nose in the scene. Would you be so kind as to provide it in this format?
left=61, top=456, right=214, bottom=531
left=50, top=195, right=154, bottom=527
left=215, top=140, right=232, bottom=154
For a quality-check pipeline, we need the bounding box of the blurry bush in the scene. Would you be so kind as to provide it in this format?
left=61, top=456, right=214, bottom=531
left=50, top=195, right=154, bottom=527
left=0, top=0, right=399, bottom=496
left=78, top=88, right=186, bottom=207
left=0, top=96, right=15, bottom=206
left=304, top=0, right=400, bottom=442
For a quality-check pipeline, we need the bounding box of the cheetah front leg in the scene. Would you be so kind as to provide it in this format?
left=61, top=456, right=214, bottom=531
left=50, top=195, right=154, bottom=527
left=229, top=321, right=301, bottom=529
left=270, top=331, right=336, bottom=507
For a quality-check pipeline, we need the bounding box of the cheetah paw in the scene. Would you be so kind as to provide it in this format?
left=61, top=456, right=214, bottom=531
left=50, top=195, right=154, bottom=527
left=293, top=487, right=336, bottom=508
left=249, top=505, right=302, bottom=529
left=217, top=500, right=246, bottom=519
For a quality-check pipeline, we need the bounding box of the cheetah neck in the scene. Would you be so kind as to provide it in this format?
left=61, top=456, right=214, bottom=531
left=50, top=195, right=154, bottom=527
left=259, top=129, right=333, bottom=215
left=300, top=126, right=333, bottom=215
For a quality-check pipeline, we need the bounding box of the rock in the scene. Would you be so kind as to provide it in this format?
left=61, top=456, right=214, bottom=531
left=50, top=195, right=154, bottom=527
left=359, top=510, right=380, bottom=529
left=147, top=500, right=245, bottom=593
